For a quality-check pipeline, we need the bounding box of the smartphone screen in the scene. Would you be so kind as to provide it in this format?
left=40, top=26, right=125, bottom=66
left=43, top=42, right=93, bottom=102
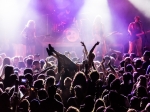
left=21, top=79, right=27, bottom=83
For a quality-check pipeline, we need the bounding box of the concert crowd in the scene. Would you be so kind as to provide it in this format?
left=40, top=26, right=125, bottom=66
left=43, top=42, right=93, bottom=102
left=0, top=42, right=150, bottom=112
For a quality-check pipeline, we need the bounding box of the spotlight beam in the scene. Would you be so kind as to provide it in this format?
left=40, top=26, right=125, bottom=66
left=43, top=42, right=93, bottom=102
left=129, top=0, right=150, bottom=18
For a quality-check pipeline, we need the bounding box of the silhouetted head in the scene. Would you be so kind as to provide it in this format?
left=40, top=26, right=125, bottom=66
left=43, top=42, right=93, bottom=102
left=145, top=103, right=150, bottom=112
left=74, top=85, right=82, bottom=98
left=24, top=68, right=33, bottom=75
left=38, top=89, right=48, bottom=100
left=89, top=70, right=99, bottom=83
left=106, top=73, right=115, bottom=85
left=130, top=96, right=140, bottom=110
left=134, top=16, right=140, bottom=22
left=26, top=58, right=33, bottom=68
left=45, top=76, right=56, bottom=90
left=33, top=79, right=44, bottom=90
left=143, top=51, right=150, bottom=61
left=25, top=73, right=33, bottom=86
left=137, top=86, right=148, bottom=98
left=30, top=99, right=40, bottom=112
left=4, top=65, right=14, bottom=79
left=72, top=72, right=87, bottom=89
left=123, top=72, right=132, bottom=83
left=108, top=90, right=119, bottom=105
left=66, top=106, right=80, bottom=112
left=2, top=57, right=11, bottom=66
left=110, top=79, right=120, bottom=92
left=94, top=99, right=105, bottom=112
left=47, top=85, right=57, bottom=98
left=19, top=99, right=30, bottom=112
left=140, top=97, right=149, bottom=110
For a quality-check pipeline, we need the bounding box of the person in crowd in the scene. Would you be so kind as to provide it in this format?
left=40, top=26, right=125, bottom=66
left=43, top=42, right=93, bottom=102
left=30, top=99, right=40, bottom=112
left=12, top=56, right=19, bottom=67
left=142, top=51, right=150, bottom=72
left=40, top=85, right=64, bottom=112
left=26, top=58, right=33, bottom=68
left=0, top=43, right=150, bottom=112
left=80, top=95, right=95, bottom=112
left=0, top=57, right=11, bottom=79
left=67, top=85, right=84, bottom=109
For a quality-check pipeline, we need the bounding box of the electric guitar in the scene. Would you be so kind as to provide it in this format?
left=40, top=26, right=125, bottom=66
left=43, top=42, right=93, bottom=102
left=129, top=30, right=150, bottom=41
left=136, top=30, right=150, bottom=37
left=22, top=34, right=51, bottom=45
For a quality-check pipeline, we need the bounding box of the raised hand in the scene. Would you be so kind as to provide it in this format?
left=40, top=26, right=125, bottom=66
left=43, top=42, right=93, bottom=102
left=95, top=41, right=100, bottom=45
left=81, top=41, right=88, bottom=56
left=81, top=41, right=85, bottom=46
left=46, top=44, right=54, bottom=56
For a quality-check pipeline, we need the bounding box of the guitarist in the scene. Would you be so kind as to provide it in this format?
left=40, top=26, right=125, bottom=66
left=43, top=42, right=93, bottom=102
left=93, top=15, right=107, bottom=57
left=21, top=20, right=36, bottom=56
left=128, top=16, right=143, bottom=57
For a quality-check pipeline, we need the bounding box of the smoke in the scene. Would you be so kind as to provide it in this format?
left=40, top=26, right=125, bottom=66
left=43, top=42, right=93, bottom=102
left=0, top=0, right=30, bottom=40
left=129, top=0, right=150, bottom=18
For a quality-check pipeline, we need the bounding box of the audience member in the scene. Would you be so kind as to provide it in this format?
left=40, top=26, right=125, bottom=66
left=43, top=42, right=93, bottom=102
left=0, top=43, right=150, bottom=112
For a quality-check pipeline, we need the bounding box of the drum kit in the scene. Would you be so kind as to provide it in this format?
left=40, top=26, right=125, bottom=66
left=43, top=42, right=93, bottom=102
left=53, top=16, right=127, bottom=45
left=63, top=27, right=80, bottom=42
left=53, top=21, right=81, bottom=42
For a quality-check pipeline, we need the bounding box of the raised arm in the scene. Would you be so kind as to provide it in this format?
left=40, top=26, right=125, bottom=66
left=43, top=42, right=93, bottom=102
left=46, top=44, right=59, bottom=57
left=89, top=41, right=99, bottom=55
left=86, top=41, right=100, bottom=69
left=108, top=60, right=119, bottom=78
left=128, top=23, right=132, bottom=35
left=81, top=41, right=88, bottom=57
left=101, top=58, right=107, bottom=77
left=46, top=44, right=78, bottom=73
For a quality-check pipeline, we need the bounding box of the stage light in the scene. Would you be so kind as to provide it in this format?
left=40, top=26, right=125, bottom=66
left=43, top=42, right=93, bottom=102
left=0, top=0, right=30, bottom=39
left=76, top=0, right=112, bottom=35
left=129, top=0, right=150, bottom=18
left=55, top=0, right=70, bottom=9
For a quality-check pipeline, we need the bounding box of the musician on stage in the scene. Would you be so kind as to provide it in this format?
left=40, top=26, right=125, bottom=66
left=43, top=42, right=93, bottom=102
left=21, top=20, right=36, bottom=55
left=93, top=15, right=107, bottom=56
left=128, top=16, right=143, bottom=57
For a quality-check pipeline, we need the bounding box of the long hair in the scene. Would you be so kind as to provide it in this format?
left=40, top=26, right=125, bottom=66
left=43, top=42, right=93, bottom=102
left=93, top=15, right=104, bottom=36
left=26, top=20, right=35, bottom=29
left=72, top=72, right=87, bottom=89
left=93, top=15, right=102, bottom=25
